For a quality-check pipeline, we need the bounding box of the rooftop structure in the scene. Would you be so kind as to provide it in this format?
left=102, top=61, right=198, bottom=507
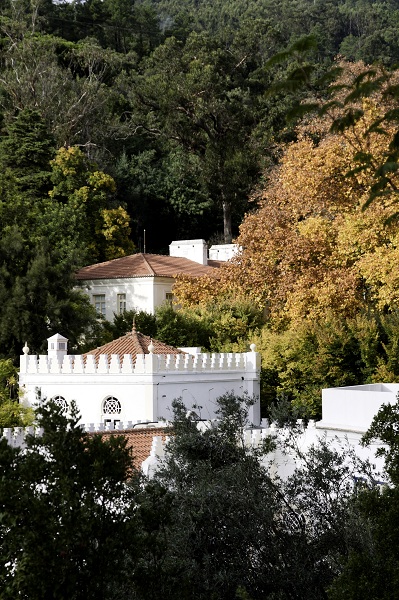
left=83, top=324, right=185, bottom=363
left=76, top=252, right=221, bottom=282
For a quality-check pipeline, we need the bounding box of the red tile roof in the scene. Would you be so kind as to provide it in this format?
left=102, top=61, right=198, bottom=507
left=76, top=253, right=222, bottom=281
left=84, top=325, right=185, bottom=362
left=95, top=427, right=169, bottom=471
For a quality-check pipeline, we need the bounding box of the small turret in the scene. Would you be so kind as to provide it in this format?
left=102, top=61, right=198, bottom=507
left=47, top=333, right=68, bottom=361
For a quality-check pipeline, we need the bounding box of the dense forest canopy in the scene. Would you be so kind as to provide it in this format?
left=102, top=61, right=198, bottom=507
left=1, top=0, right=399, bottom=251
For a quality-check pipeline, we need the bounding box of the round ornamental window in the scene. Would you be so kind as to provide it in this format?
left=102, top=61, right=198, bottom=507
left=52, top=395, right=68, bottom=412
left=103, top=396, right=122, bottom=414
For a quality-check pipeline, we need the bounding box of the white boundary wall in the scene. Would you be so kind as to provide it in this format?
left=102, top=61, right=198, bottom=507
left=3, top=419, right=387, bottom=481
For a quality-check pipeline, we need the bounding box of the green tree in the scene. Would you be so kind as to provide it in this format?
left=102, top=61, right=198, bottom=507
left=132, top=31, right=265, bottom=242
left=0, top=358, right=33, bottom=427
left=142, top=392, right=366, bottom=600
left=0, top=26, right=130, bottom=153
left=165, top=299, right=264, bottom=352
left=257, top=313, right=372, bottom=419
left=0, top=108, right=55, bottom=195
left=0, top=113, right=107, bottom=358
left=154, top=303, right=213, bottom=349
left=48, top=145, right=134, bottom=262
left=0, top=399, right=139, bottom=599
left=329, top=398, right=399, bottom=599
left=99, top=309, right=158, bottom=345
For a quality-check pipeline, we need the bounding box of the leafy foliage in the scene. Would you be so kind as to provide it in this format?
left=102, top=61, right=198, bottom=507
left=0, top=358, right=33, bottom=427
left=173, top=62, right=399, bottom=327
left=0, top=110, right=137, bottom=357
left=329, top=398, right=399, bottom=599
left=145, top=392, right=369, bottom=599
left=0, top=400, right=139, bottom=599
left=93, top=300, right=264, bottom=353
left=0, top=391, right=388, bottom=599
left=258, top=314, right=368, bottom=418
left=1, top=0, right=398, bottom=250
left=257, top=311, right=399, bottom=419
left=130, top=31, right=267, bottom=242
left=48, top=146, right=135, bottom=262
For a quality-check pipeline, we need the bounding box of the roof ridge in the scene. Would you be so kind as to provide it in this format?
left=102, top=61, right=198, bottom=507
left=141, top=254, right=156, bottom=275
left=78, top=252, right=135, bottom=270
left=135, top=329, right=149, bottom=354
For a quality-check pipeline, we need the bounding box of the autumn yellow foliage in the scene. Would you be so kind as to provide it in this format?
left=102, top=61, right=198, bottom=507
left=173, top=273, right=223, bottom=309
left=173, top=62, right=399, bottom=326
left=49, top=146, right=134, bottom=261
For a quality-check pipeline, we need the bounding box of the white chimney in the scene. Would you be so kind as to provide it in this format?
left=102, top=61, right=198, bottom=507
left=169, top=239, right=208, bottom=265
left=208, top=243, right=239, bottom=262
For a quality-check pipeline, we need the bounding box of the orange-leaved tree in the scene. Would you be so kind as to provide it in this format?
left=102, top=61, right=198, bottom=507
left=174, top=62, right=399, bottom=328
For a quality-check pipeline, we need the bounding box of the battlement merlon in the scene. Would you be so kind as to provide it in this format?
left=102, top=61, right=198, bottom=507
left=19, top=348, right=261, bottom=377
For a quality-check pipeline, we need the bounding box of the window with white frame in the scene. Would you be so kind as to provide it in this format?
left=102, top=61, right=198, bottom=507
left=103, top=396, right=122, bottom=415
left=51, top=395, right=68, bottom=412
left=93, top=294, right=106, bottom=316
left=165, top=292, right=173, bottom=304
left=117, top=293, right=126, bottom=315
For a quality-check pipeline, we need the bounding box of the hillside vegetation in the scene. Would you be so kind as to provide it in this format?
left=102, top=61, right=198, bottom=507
left=2, top=0, right=399, bottom=417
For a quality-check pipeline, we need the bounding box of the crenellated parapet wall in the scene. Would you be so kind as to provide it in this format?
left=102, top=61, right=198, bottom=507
left=1, top=419, right=309, bottom=450
left=0, top=419, right=308, bottom=454
left=2, top=426, right=44, bottom=449
left=1, top=420, right=170, bottom=449
left=18, top=337, right=261, bottom=426
left=20, top=350, right=259, bottom=377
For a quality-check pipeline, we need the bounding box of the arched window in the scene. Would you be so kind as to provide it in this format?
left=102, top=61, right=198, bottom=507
left=103, top=396, right=122, bottom=414
left=51, top=395, right=68, bottom=412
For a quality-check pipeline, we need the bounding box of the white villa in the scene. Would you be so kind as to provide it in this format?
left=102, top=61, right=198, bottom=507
left=76, top=239, right=238, bottom=320
left=18, top=329, right=261, bottom=427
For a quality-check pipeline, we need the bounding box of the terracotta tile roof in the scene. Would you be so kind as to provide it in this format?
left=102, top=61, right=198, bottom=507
left=76, top=253, right=222, bottom=281
left=207, top=259, right=224, bottom=268
left=95, top=427, right=169, bottom=471
left=84, top=324, right=185, bottom=362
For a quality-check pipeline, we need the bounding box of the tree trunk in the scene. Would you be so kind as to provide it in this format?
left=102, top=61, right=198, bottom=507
left=222, top=199, right=232, bottom=244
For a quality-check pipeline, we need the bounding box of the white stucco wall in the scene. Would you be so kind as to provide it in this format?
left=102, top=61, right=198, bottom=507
left=255, top=422, right=387, bottom=481
left=208, top=244, right=239, bottom=261
left=10, top=377, right=396, bottom=481
left=20, top=374, right=154, bottom=425
left=320, top=383, right=399, bottom=432
left=77, top=276, right=175, bottom=319
left=169, top=239, right=207, bottom=265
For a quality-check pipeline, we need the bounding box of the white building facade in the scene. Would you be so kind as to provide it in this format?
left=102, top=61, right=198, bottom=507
left=14, top=333, right=395, bottom=479
left=19, top=332, right=261, bottom=427
left=76, top=239, right=239, bottom=320
left=80, top=274, right=176, bottom=321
